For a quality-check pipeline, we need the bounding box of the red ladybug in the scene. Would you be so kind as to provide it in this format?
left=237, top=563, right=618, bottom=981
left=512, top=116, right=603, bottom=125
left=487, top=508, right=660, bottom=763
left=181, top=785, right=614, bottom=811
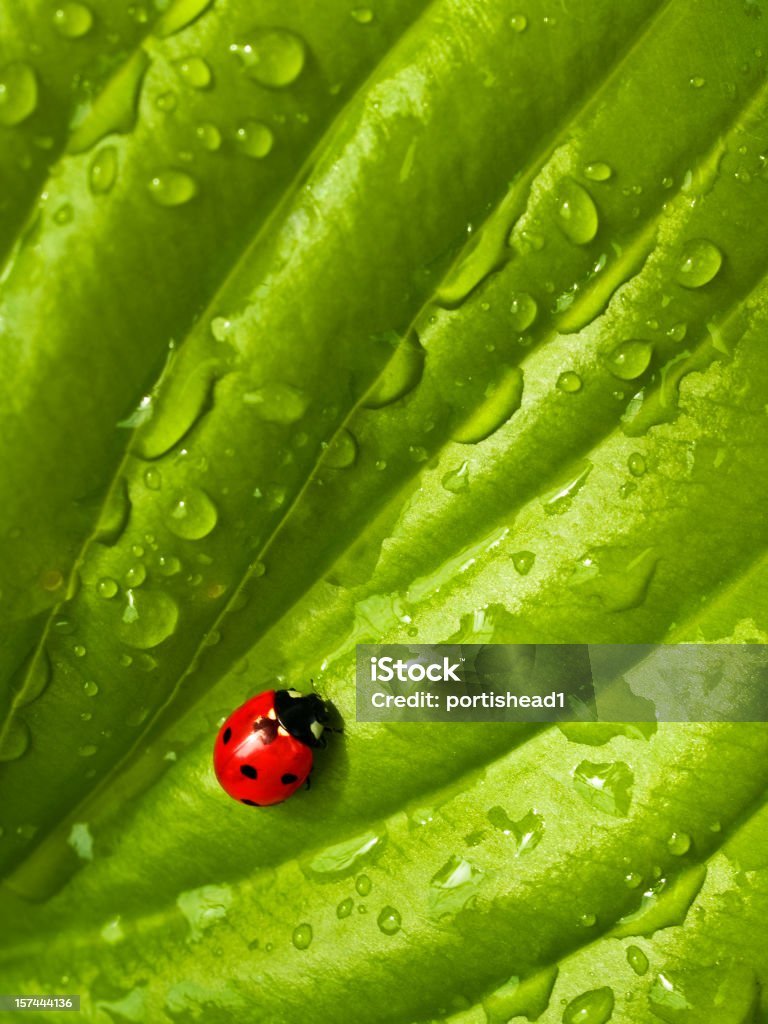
left=213, top=688, right=330, bottom=806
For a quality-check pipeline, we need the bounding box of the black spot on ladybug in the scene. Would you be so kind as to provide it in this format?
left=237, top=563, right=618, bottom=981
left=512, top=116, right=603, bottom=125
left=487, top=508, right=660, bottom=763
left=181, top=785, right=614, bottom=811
left=241, top=798, right=260, bottom=806
left=281, top=773, right=298, bottom=785
left=240, top=765, right=258, bottom=779
left=222, top=727, right=231, bottom=744
left=253, top=717, right=279, bottom=744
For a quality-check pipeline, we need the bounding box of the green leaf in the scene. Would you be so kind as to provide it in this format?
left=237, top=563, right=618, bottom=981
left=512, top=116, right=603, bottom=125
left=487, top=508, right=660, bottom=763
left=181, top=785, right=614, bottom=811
left=2, top=0, right=768, bottom=1021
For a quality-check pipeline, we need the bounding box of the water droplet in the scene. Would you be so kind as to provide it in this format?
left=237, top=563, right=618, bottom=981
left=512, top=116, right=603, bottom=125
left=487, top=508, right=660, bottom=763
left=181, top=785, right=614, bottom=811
left=89, top=146, right=118, bottom=195
left=53, top=3, right=94, bottom=38
left=584, top=161, right=613, bottom=181
left=556, top=179, right=599, bottom=245
left=167, top=489, right=218, bottom=539
left=557, top=370, right=583, bottom=393
left=96, top=577, right=118, bottom=600
left=0, top=717, right=31, bottom=762
left=606, top=340, right=653, bottom=380
left=53, top=203, right=74, bottom=226
left=562, top=986, right=614, bottom=1024
left=675, top=239, right=723, bottom=288
left=509, top=291, right=538, bottom=331
left=144, top=467, right=162, bottom=491
left=442, top=461, right=470, bottom=493
left=148, top=171, right=199, bottom=207
left=355, top=874, right=372, bottom=897
left=511, top=551, right=535, bottom=575
left=579, top=912, right=597, bottom=927
left=666, top=321, right=687, bottom=342
left=235, top=120, right=274, bottom=158
left=40, top=569, right=64, bottom=592
left=0, top=63, right=38, bottom=125
left=429, top=855, right=484, bottom=917
left=156, top=0, right=214, bottom=37
left=292, top=923, right=313, bottom=950
left=573, top=760, right=633, bottom=817
left=17, top=649, right=52, bottom=707
left=120, top=589, right=179, bottom=648
left=364, top=335, right=425, bottom=408
left=628, top=453, right=646, bottom=477
left=542, top=461, right=592, bottom=515
left=176, top=884, right=232, bottom=940
left=243, top=383, right=309, bottom=424
left=322, top=429, right=358, bottom=469
left=625, top=871, right=643, bottom=888
left=78, top=744, right=98, bottom=757
left=483, top=966, right=558, bottom=1024
left=626, top=945, right=649, bottom=975
left=123, top=564, right=147, bottom=588
left=157, top=555, right=182, bottom=576
left=690, top=75, right=706, bottom=88
left=377, top=906, right=402, bottom=935
left=351, top=7, right=374, bottom=23
left=195, top=121, right=222, bottom=151
left=231, top=29, right=306, bottom=88
left=84, top=680, right=99, bottom=696
left=452, top=367, right=524, bottom=444
left=73, top=644, right=87, bottom=657
left=67, top=822, right=92, bottom=859
left=68, top=50, right=149, bottom=153
left=176, top=56, right=212, bottom=89
left=667, top=831, right=691, bottom=856
left=510, top=13, right=528, bottom=32
left=336, top=898, right=354, bottom=919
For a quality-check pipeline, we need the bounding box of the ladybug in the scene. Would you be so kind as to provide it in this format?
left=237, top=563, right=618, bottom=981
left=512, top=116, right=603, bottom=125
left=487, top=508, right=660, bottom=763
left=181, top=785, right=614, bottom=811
left=213, top=688, right=331, bottom=806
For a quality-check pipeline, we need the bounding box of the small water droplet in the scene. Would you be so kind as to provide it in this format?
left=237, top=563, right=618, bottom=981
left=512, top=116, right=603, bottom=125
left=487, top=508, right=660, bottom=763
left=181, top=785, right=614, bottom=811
left=337, top=898, right=354, bottom=918
left=625, top=872, right=643, bottom=888
left=0, top=717, right=31, bottom=762
left=584, top=161, right=613, bottom=181
left=573, top=760, right=633, bottom=817
left=89, top=146, right=118, bottom=195
left=0, top=62, right=38, bottom=125
left=510, top=13, right=528, bottom=32
left=243, top=383, right=309, bottom=424
left=78, top=744, right=98, bottom=757
left=53, top=3, right=94, bottom=37
left=73, top=644, right=87, bottom=658
left=690, top=75, right=706, bottom=88
left=667, top=831, right=691, bottom=856
left=377, top=906, right=402, bottom=935
left=442, top=460, right=470, bottom=493
left=627, top=945, right=649, bottom=976
left=556, top=179, right=599, bottom=245
left=144, top=467, right=162, bottom=491
left=123, top=564, right=147, bottom=588
left=511, top=551, right=535, bottom=575
left=355, top=874, right=372, bottom=897
left=97, top=577, right=118, bottom=600
left=235, top=120, right=274, bottom=158
left=557, top=370, right=583, bottom=393
left=675, top=239, right=723, bottom=288
left=606, top=340, right=653, bottom=380
left=195, top=121, right=222, bottom=151
left=120, top=589, right=179, bottom=648
left=231, top=29, right=306, bottom=88
left=84, top=680, right=99, bottom=696
left=148, top=170, right=199, bottom=207
left=157, top=555, right=182, bottom=576
left=666, top=321, right=687, bottom=342
left=54, top=203, right=74, bottom=226
left=509, top=291, right=538, bottom=330
left=176, top=56, right=212, bottom=89
left=322, top=429, right=358, bottom=469
left=580, top=912, right=597, bottom=927
left=628, top=453, right=646, bottom=477
left=351, top=7, right=374, bottom=23
left=292, top=923, right=313, bottom=950
left=562, top=986, right=615, bottom=1024
left=155, top=91, right=178, bottom=112
left=167, top=489, right=218, bottom=539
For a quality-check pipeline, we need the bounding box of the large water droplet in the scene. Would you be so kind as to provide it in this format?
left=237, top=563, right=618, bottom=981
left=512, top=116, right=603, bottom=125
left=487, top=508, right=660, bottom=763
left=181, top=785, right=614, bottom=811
left=123, top=564, right=147, bottom=588
left=148, top=171, right=199, bottom=207
left=292, top=923, right=313, bottom=949
left=377, top=906, right=402, bottom=935
left=0, top=63, right=38, bottom=126
left=157, top=0, right=214, bottom=37
left=487, top=806, right=544, bottom=855
left=510, top=13, right=528, bottom=32
left=243, top=383, right=309, bottom=423
left=167, top=489, right=218, bottom=539
left=606, top=340, right=653, bottom=380
left=68, top=50, right=149, bottom=153
left=572, top=760, right=633, bottom=817
left=562, top=986, right=614, bottom=1024
left=674, top=239, right=722, bottom=288
left=235, top=120, right=274, bottom=158
left=120, top=589, right=179, bottom=648
left=321, top=429, right=358, bottom=469
left=509, top=292, right=538, bottom=331
left=483, top=966, right=558, bottom=1024
left=16, top=649, right=52, bottom=707
left=53, top=3, right=94, bottom=38
left=452, top=367, right=524, bottom=444
left=556, top=179, right=599, bottom=245
left=429, top=855, right=484, bottom=917
left=303, top=832, right=383, bottom=880
left=557, top=370, right=583, bottom=393
left=364, top=335, right=425, bottom=409
left=84, top=680, right=99, bottom=696
left=667, top=831, right=691, bottom=856
left=0, top=717, right=31, bottom=761
left=176, top=56, right=213, bottom=89
left=626, top=945, right=649, bottom=976
left=89, top=146, right=118, bottom=195
left=231, top=29, right=306, bottom=88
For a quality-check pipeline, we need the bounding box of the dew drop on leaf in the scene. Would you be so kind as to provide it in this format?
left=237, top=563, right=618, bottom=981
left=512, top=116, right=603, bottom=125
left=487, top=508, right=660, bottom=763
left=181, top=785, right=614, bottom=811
left=510, top=13, right=528, bottom=32
left=235, top=120, right=274, bottom=158
left=336, top=898, right=354, bottom=919
left=452, top=367, right=524, bottom=444
left=606, top=340, right=653, bottom=380
left=52, top=3, right=94, bottom=38
left=355, top=874, right=372, bottom=897
left=156, top=91, right=178, bottom=113
left=123, top=564, right=146, bottom=588
left=167, top=489, right=218, bottom=539
left=195, top=121, right=222, bottom=151
left=572, top=760, right=633, bottom=817
left=176, top=56, right=213, bottom=89
left=429, top=855, right=484, bottom=917
left=541, top=461, right=592, bottom=515
left=144, top=467, right=162, bottom=491
left=511, top=551, right=535, bottom=575
left=667, top=831, right=691, bottom=856
left=351, top=8, right=374, bottom=24
left=53, top=203, right=74, bottom=226
left=119, top=589, right=179, bottom=648
left=509, top=291, right=538, bottom=330
left=0, top=62, right=38, bottom=125
left=148, top=171, right=199, bottom=207
left=483, top=966, right=558, bottom=1024
left=562, top=986, right=614, bottom=1024
left=243, top=384, right=309, bottom=424
left=583, top=161, right=613, bottom=181
left=377, top=906, right=402, bottom=935
left=364, top=335, right=425, bottom=409
left=292, top=923, right=313, bottom=949
left=674, top=239, right=723, bottom=288
left=78, top=744, right=98, bottom=757
left=321, top=429, right=358, bottom=469
left=89, top=146, right=118, bottom=195
left=442, top=460, right=470, bottom=494
left=97, top=577, right=118, bottom=599
left=556, top=179, right=599, bottom=245
left=83, top=680, right=98, bottom=696
left=156, top=0, right=214, bottom=38
left=18, top=649, right=52, bottom=706
left=626, top=945, right=649, bottom=976
left=230, top=29, right=307, bottom=88
left=628, top=453, right=646, bottom=477
left=0, top=717, right=31, bottom=762
left=557, top=370, right=582, bottom=393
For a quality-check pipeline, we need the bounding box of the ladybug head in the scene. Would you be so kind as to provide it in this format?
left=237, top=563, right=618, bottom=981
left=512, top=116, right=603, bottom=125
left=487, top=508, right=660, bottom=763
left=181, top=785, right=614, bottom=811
left=274, top=689, right=330, bottom=748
